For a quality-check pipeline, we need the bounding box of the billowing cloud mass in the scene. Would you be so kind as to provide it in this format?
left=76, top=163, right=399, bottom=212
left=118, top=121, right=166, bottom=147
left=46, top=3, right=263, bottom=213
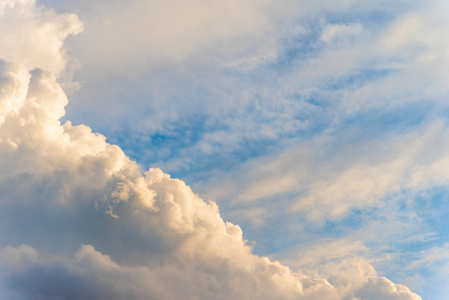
left=0, top=0, right=82, bottom=75
left=0, top=60, right=421, bottom=300
left=0, top=0, right=423, bottom=299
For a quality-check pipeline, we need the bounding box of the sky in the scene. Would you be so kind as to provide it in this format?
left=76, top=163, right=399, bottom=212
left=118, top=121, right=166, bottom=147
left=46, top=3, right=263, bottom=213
left=1, top=0, right=449, bottom=299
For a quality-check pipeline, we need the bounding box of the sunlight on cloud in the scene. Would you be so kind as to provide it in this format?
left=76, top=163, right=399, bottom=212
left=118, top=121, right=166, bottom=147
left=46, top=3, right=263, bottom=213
left=0, top=0, right=82, bottom=75
left=0, top=57, right=404, bottom=300
left=69, top=0, right=300, bottom=74
left=0, top=0, right=424, bottom=299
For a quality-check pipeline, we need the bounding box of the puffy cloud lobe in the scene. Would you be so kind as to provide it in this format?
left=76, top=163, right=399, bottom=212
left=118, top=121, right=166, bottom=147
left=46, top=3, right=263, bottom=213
left=0, top=0, right=82, bottom=75
left=0, top=56, right=422, bottom=300
left=0, top=61, right=29, bottom=125
left=354, top=278, right=422, bottom=300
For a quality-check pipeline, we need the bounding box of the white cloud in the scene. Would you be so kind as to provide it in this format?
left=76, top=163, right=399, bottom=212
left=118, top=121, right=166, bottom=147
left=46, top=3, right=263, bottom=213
left=65, top=0, right=301, bottom=75
left=409, top=243, right=449, bottom=272
left=320, top=23, right=363, bottom=44
left=0, top=61, right=29, bottom=125
left=0, top=1, right=423, bottom=298
left=354, top=277, right=421, bottom=300
left=0, top=60, right=341, bottom=300
left=125, top=3, right=449, bottom=175
left=0, top=0, right=82, bottom=75
left=201, top=121, right=449, bottom=224
left=51, top=0, right=449, bottom=179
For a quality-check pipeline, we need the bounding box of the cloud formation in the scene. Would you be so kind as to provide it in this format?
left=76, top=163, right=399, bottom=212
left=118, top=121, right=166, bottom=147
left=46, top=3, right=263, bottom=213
left=0, top=0, right=82, bottom=75
left=0, top=1, right=423, bottom=299
left=0, top=58, right=422, bottom=300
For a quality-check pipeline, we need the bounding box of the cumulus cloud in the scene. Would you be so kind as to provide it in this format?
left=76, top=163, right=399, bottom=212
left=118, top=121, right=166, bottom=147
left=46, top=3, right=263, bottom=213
left=0, top=0, right=82, bottom=75
left=0, top=59, right=344, bottom=300
left=0, top=1, right=423, bottom=299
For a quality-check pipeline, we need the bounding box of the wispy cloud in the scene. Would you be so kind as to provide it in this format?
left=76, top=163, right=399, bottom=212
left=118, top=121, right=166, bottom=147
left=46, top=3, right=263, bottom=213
left=199, top=122, right=449, bottom=220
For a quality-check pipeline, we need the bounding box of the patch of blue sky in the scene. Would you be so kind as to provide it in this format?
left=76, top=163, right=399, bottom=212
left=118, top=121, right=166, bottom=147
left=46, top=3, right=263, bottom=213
left=92, top=82, right=335, bottom=182
left=148, top=130, right=300, bottom=183
left=107, top=114, right=207, bottom=164
left=273, top=2, right=414, bottom=60
left=60, top=29, right=397, bottom=183
left=99, top=78, right=439, bottom=198
left=246, top=212, right=368, bottom=262
left=225, top=182, right=449, bottom=279
left=232, top=211, right=310, bottom=256
left=419, top=286, right=449, bottom=300
left=275, top=27, right=324, bottom=66
left=240, top=192, right=445, bottom=299
left=324, top=66, right=398, bottom=92
left=321, top=6, right=403, bottom=27
left=155, top=123, right=326, bottom=182
left=337, top=102, right=434, bottom=137
left=360, top=188, right=449, bottom=297
left=414, top=187, right=449, bottom=243
left=225, top=195, right=367, bottom=257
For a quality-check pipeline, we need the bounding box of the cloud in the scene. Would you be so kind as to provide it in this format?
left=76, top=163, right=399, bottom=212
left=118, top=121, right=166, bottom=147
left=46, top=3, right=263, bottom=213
left=403, top=243, right=449, bottom=296
left=0, top=0, right=82, bottom=76
left=64, top=0, right=301, bottom=75
left=0, top=60, right=338, bottom=300
left=320, top=23, right=363, bottom=44
left=0, top=1, right=422, bottom=298
left=200, top=122, right=449, bottom=223
left=43, top=0, right=449, bottom=194
left=0, top=242, right=422, bottom=300
left=0, top=244, right=332, bottom=300
left=64, top=0, right=449, bottom=181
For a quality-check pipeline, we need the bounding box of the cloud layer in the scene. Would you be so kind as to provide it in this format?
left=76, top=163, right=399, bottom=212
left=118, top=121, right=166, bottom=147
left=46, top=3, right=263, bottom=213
left=0, top=0, right=423, bottom=299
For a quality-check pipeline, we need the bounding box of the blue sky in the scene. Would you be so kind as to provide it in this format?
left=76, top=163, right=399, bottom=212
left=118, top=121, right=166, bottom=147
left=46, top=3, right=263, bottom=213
left=1, top=0, right=449, bottom=299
